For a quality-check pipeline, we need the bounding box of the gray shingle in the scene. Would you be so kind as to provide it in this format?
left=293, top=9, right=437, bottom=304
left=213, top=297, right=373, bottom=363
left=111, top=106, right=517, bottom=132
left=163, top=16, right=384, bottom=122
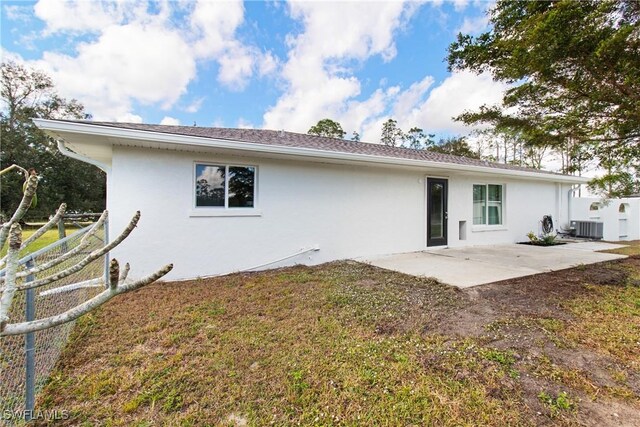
left=71, top=120, right=566, bottom=177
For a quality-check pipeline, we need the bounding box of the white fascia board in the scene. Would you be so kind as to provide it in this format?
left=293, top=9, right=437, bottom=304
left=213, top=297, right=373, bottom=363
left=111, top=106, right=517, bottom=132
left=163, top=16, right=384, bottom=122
left=33, top=118, right=588, bottom=184
left=56, top=140, right=111, bottom=173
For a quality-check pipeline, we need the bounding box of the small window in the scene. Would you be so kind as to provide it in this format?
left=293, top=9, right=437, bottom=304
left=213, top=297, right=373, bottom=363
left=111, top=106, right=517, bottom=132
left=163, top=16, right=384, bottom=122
left=589, top=202, right=600, bottom=211
left=195, top=163, right=255, bottom=208
left=619, top=203, right=627, bottom=214
left=473, top=184, right=503, bottom=225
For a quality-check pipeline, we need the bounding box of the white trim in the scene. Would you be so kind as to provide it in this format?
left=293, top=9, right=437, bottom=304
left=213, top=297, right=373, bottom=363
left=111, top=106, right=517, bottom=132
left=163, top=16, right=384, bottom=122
left=189, top=209, right=263, bottom=217
left=33, top=119, right=588, bottom=184
left=193, top=161, right=258, bottom=211
left=423, top=176, right=428, bottom=247
left=57, top=140, right=111, bottom=173
left=471, top=226, right=508, bottom=232
left=424, top=174, right=450, bottom=180
left=472, top=183, right=506, bottom=228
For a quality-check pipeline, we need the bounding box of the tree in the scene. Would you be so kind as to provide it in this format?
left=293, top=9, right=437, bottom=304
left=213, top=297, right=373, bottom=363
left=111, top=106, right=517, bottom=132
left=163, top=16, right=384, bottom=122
left=588, top=171, right=640, bottom=198
left=588, top=143, right=640, bottom=197
left=380, top=119, right=404, bottom=147
left=1, top=62, right=106, bottom=219
left=473, top=128, right=549, bottom=169
left=307, top=119, right=346, bottom=139
left=403, top=127, right=435, bottom=150
left=429, top=136, right=481, bottom=159
left=0, top=165, right=172, bottom=336
left=447, top=0, right=640, bottom=192
left=351, top=131, right=360, bottom=142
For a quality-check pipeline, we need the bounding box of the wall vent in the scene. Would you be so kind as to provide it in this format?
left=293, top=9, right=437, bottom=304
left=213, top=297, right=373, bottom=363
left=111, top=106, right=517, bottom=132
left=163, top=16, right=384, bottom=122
left=570, top=220, right=604, bottom=239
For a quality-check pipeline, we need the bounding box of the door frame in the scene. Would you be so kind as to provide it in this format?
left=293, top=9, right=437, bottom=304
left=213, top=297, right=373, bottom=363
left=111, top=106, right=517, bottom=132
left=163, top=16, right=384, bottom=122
left=426, top=177, right=448, bottom=247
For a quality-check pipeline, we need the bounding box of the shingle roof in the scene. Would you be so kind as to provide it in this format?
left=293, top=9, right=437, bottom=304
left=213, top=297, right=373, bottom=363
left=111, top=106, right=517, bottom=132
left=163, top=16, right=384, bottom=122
left=79, top=120, right=564, bottom=177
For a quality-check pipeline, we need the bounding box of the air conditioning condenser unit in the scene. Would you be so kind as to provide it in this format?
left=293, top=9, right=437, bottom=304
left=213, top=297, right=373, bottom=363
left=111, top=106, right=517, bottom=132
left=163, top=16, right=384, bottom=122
left=570, top=220, right=604, bottom=239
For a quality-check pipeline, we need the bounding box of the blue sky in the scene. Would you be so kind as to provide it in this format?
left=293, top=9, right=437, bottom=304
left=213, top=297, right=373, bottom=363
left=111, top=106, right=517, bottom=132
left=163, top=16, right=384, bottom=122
left=1, top=0, right=506, bottom=142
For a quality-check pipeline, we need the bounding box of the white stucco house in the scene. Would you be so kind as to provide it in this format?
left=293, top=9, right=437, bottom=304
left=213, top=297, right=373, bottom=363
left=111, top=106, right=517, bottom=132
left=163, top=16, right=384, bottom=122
left=34, top=119, right=588, bottom=281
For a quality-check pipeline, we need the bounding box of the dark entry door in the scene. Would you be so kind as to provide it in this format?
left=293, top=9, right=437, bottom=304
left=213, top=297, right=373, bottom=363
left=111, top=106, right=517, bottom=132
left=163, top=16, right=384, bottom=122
left=427, top=178, right=448, bottom=247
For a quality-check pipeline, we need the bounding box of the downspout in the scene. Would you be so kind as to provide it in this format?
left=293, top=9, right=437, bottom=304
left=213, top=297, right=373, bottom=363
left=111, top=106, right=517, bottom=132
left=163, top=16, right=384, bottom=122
left=56, top=140, right=110, bottom=174
left=56, top=139, right=111, bottom=286
left=567, top=184, right=580, bottom=222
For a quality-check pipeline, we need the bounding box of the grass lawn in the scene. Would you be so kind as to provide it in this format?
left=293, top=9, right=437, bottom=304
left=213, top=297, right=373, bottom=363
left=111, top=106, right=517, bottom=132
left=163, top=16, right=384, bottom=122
left=35, top=243, right=640, bottom=426
left=0, top=225, right=80, bottom=258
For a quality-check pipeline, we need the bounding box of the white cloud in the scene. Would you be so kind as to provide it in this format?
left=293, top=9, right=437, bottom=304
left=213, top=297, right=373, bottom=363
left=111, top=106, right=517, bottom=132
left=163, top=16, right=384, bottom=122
left=33, top=22, right=196, bottom=121
left=21, top=0, right=274, bottom=121
left=4, top=4, right=32, bottom=21
left=216, top=44, right=256, bottom=90
left=16, top=0, right=505, bottom=134
left=452, top=0, right=469, bottom=12
left=160, top=116, right=180, bottom=126
left=344, top=87, right=398, bottom=142
left=262, top=1, right=505, bottom=142
left=456, top=15, right=489, bottom=34
left=0, top=48, right=23, bottom=63
left=257, top=51, right=278, bottom=77
left=190, top=0, right=276, bottom=89
left=216, top=45, right=278, bottom=91
left=189, top=0, right=244, bottom=59
left=398, top=71, right=509, bottom=135
left=267, top=70, right=507, bottom=143
left=285, top=1, right=414, bottom=63
left=33, top=0, right=127, bottom=34
left=392, top=76, right=435, bottom=120
left=427, top=0, right=444, bottom=7
left=117, top=113, right=143, bottom=123
left=263, top=1, right=421, bottom=134
left=185, top=97, right=204, bottom=113
left=197, top=165, right=224, bottom=188
left=211, top=117, right=225, bottom=127
left=355, top=71, right=508, bottom=142
left=236, top=118, right=254, bottom=129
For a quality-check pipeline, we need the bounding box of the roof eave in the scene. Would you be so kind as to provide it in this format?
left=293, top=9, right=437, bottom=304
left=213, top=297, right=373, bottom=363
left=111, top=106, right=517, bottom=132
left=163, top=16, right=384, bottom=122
left=33, top=118, right=588, bottom=184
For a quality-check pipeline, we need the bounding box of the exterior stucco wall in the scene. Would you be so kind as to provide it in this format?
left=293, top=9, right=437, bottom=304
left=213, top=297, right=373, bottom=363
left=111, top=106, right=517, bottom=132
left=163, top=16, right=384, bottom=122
left=569, top=197, right=640, bottom=241
left=107, top=146, right=570, bottom=280
left=446, top=178, right=572, bottom=247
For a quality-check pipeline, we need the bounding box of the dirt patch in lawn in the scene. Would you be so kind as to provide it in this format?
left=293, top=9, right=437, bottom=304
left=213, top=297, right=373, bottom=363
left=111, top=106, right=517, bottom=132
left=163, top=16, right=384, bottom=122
left=437, top=258, right=631, bottom=337
left=34, top=250, right=640, bottom=426
left=433, top=255, right=640, bottom=426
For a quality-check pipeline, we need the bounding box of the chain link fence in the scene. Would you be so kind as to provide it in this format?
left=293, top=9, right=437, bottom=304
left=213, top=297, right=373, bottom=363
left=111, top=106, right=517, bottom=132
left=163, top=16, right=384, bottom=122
left=0, top=221, right=106, bottom=418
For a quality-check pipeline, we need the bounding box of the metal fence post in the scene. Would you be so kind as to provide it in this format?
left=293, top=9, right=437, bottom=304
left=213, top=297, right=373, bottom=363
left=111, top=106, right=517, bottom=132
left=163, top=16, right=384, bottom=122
left=24, top=258, right=36, bottom=421
left=103, top=217, right=109, bottom=288
left=57, top=218, right=66, bottom=240
left=58, top=218, right=68, bottom=253
left=0, top=222, right=106, bottom=417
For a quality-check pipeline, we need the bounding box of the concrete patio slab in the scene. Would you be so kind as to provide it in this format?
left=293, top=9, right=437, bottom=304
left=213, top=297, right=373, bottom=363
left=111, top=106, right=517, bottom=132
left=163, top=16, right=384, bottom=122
left=360, top=242, right=627, bottom=288
left=555, top=241, right=628, bottom=252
